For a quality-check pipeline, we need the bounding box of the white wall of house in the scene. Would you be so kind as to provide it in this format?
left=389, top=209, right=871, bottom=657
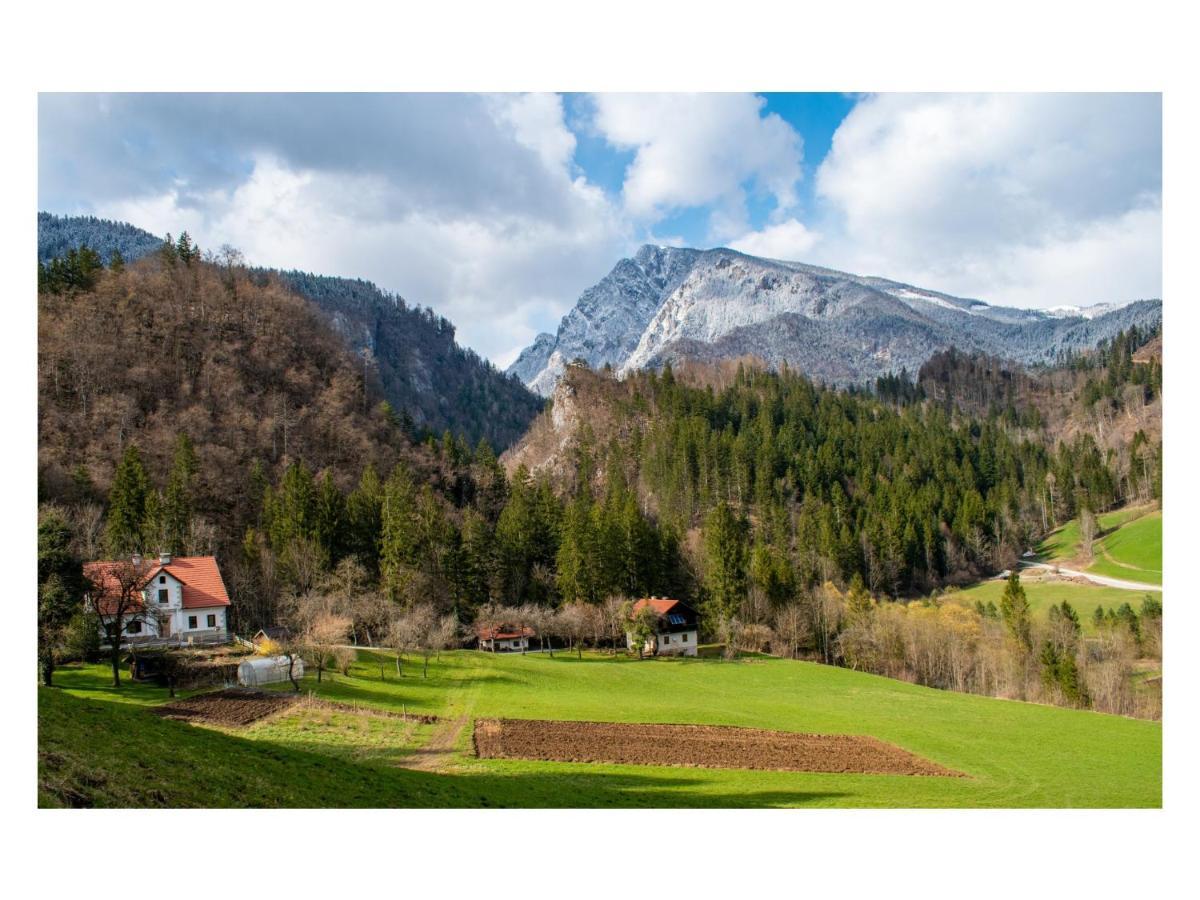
left=657, top=629, right=698, bottom=656
left=627, top=629, right=698, bottom=656
left=483, top=637, right=528, bottom=651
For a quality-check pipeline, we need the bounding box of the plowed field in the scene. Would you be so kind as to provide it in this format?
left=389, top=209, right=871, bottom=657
left=153, top=689, right=299, bottom=726
left=473, top=718, right=963, bottom=777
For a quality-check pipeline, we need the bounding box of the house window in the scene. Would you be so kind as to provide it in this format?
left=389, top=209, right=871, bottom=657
left=127, top=621, right=142, bottom=634
left=158, top=589, right=168, bottom=604
left=681, top=633, right=688, bottom=642
left=159, top=575, right=166, bottom=584
left=662, top=635, right=670, bottom=644
left=207, top=614, right=216, bottom=628
left=188, top=615, right=197, bottom=629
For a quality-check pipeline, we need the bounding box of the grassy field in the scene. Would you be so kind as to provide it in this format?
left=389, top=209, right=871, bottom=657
left=1037, top=504, right=1161, bottom=586
left=41, top=650, right=1161, bottom=808
left=1088, top=512, right=1162, bottom=585
left=947, top=577, right=1159, bottom=631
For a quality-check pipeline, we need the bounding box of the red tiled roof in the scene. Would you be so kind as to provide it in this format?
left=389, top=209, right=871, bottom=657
left=84, top=555, right=231, bottom=612
left=632, top=597, right=685, bottom=616
left=476, top=625, right=535, bottom=641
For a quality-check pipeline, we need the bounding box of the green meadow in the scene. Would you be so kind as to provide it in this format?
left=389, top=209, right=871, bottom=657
left=947, top=578, right=1159, bottom=631
left=41, top=649, right=1161, bottom=809
left=1037, top=504, right=1162, bottom=586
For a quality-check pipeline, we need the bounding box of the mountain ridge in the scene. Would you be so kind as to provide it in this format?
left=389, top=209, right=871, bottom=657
left=509, top=244, right=1163, bottom=394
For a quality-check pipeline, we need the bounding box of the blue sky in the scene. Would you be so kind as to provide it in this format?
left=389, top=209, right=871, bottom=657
left=39, top=92, right=1161, bottom=367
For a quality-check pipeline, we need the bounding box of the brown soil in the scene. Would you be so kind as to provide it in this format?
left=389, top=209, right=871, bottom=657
left=473, top=719, right=964, bottom=777
left=153, top=689, right=300, bottom=727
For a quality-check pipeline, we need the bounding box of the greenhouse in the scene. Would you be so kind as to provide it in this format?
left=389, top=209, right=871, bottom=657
left=237, top=654, right=304, bottom=687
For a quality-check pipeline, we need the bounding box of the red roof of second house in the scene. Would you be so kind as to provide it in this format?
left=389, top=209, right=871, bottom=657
left=84, top=555, right=231, bottom=612
left=632, top=597, right=686, bottom=616
left=475, top=624, right=535, bottom=641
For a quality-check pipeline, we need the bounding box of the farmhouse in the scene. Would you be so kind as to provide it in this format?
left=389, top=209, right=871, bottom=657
left=476, top=624, right=535, bottom=652
left=627, top=597, right=699, bottom=657
left=84, top=553, right=231, bottom=646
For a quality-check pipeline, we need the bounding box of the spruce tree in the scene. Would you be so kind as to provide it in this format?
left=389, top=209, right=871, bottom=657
left=999, top=570, right=1032, bottom=650
left=105, top=444, right=149, bottom=555
left=703, top=501, right=749, bottom=622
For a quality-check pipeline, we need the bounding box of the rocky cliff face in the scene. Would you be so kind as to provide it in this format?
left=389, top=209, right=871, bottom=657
left=510, top=245, right=1164, bottom=391
left=506, top=245, right=701, bottom=395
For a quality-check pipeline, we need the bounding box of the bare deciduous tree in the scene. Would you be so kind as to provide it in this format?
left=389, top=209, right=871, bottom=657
left=85, top=558, right=159, bottom=687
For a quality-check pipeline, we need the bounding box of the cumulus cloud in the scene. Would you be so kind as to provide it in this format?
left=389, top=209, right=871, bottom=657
left=38, top=92, right=1163, bottom=366
left=809, top=92, right=1161, bottom=307
left=729, top=218, right=820, bottom=261
left=588, top=93, right=804, bottom=239
left=40, top=93, right=628, bottom=366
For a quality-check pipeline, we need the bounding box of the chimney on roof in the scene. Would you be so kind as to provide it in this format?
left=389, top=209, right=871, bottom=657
left=159, top=552, right=172, bottom=565
left=131, top=552, right=142, bottom=567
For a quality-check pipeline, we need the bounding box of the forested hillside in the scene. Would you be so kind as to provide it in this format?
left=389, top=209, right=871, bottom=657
left=508, top=362, right=1133, bottom=599
left=38, top=240, right=450, bottom=560
left=37, top=213, right=544, bottom=450
left=268, top=271, right=543, bottom=450
left=37, top=243, right=1162, bottom=717
left=37, top=212, right=163, bottom=265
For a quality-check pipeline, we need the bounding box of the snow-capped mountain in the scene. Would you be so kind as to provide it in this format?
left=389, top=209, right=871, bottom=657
left=508, top=245, right=701, bottom=395
left=509, top=245, right=1162, bottom=393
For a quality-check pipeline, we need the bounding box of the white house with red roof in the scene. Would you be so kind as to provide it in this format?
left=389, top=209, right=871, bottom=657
left=475, top=623, right=535, bottom=652
left=627, top=597, right=699, bottom=656
left=84, top=552, right=232, bottom=645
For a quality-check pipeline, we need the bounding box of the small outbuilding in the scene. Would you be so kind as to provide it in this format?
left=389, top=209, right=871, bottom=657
left=237, top=654, right=304, bottom=687
left=476, top=624, right=535, bottom=653
left=251, top=626, right=292, bottom=651
left=627, top=597, right=700, bottom=657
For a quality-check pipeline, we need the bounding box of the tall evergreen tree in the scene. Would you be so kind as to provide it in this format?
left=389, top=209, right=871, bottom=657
left=703, top=501, right=749, bottom=622
left=105, top=445, right=149, bottom=555
left=999, top=570, right=1032, bottom=651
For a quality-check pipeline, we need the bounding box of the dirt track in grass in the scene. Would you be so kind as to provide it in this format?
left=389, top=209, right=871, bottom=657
left=473, top=718, right=964, bottom=777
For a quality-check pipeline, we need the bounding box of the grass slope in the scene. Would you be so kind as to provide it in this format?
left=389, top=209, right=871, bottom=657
left=43, top=652, right=1161, bottom=808
left=949, top=578, right=1158, bottom=631
left=1037, top=505, right=1161, bottom=586
left=1088, top=512, right=1162, bottom=585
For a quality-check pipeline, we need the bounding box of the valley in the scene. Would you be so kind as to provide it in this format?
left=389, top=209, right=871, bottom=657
left=36, top=213, right=1164, bottom=808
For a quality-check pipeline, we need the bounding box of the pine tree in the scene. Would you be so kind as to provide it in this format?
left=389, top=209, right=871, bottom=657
left=703, top=501, right=749, bottom=622
left=162, top=433, right=198, bottom=553
left=105, top=444, right=149, bottom=555
left=38, top=507, right=84, bottom=686
left=345, top=464, right=383, bottom=570
left=380, top=464, right=418, bottom=601
left=314, top=471, right=347, bottom=564
left=999, top=570, right=1032, bottom=650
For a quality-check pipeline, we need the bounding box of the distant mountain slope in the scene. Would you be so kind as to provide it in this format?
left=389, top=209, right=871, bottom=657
left=37, top=213, right=543, bottom=451
left=266, top=271, right=544, bottom=450
left=509, top=245, right=1164, bottom=394
left=507, top=245, right=701, bottom=395
left=38, top=212, right=164, bottom=264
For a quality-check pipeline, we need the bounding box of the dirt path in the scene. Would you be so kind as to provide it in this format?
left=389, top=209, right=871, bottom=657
left=396, top=662, right=483, bottom=772
left=1019, top=561, right=1162, bottom=592
left=400, top=714, right=470, bottom=771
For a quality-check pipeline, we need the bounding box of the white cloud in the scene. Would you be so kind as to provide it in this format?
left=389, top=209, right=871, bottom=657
left=729, top=218, right=819, bottom=261
left=809, top=92, right=1161, bottom=307
left=589, top=93, right=803, bottom=238
left=53, top=94, right=631, bottom=367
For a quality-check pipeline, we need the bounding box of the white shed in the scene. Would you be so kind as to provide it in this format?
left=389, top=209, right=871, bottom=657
left=237, top=654, right=304, bottom=687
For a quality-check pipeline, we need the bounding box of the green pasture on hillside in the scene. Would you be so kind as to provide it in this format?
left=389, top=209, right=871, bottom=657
left=948, top=578, right=1159, bottom=631
left=41, top=650, right=1161, bottom=809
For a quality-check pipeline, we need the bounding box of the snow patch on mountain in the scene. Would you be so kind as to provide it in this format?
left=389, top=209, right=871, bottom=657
left=510, top=244, right=1162, bottom=392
